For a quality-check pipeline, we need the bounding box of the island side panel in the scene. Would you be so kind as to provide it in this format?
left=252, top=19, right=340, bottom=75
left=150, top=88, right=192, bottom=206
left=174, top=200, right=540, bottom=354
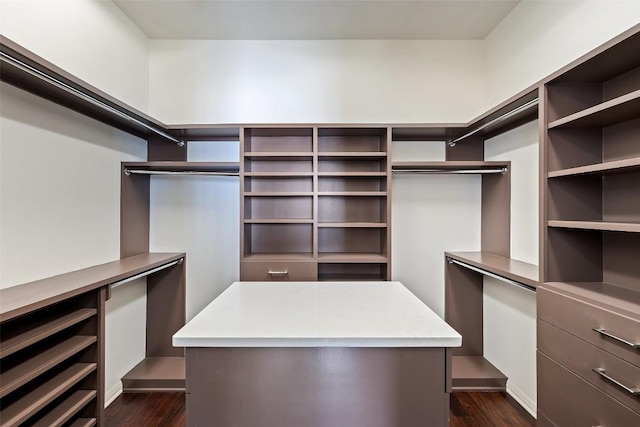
left=186, top=347, right=449, bottom=427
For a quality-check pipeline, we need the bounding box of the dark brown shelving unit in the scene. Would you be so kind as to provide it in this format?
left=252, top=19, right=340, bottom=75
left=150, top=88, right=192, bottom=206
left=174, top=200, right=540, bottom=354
left=0, top=253, right=185, bottom=426
left=445, top=251, right=538, bottom=391
left=540, top=24, right=640, bottom=426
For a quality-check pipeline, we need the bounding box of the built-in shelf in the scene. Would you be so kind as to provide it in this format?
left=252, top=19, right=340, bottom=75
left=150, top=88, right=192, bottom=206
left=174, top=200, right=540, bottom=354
left=0, top=36, right=178, bottom=144
left=548, top=89, right=640, bottom=129
left=123, top=162, right=239, bottom=174
left=244, top=172, right=313, bottom=177
left=451, top=356, right=507, bottom=391
left=318, top=152, right=387, bottom=158
left=548, top=157, right=640, bottom=177
left=244, top=152, right=313, bottom=160
left=0, top=363, right=96, bottom=427
left=317, top=274, right=387, bottom=281
left=122, top=357, right=185, bottom=392
left=392, top=161, right=509, bottom=174
left=32, top=389, right=97, bottom=427
left=0, top=308, right=96, bottom=359
left=318, top=172, right=387, bottom=177
left=0, top=253, right=184, bottom=322
left=244, top=192, right=313, bottom=197
left=243, top=253, right=315, bottom=261
left=445, top=251, right=539, bottom=289
left=244, top=219, right=313, bottom=224
left=317, top=222, right=387, bottom=228
left=317, top=253, right=388, bottom=263
left=548, top=220, right=640, bottom=233
left=0, top=335, right=96, bottom=398
left=317, top=191, right=387, bottom=197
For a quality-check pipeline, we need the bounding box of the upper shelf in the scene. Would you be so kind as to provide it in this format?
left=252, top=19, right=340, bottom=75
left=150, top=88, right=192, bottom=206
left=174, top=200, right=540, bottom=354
left=0, top=36, right=180, bottom=145
left=445, top=251, right=539, bottom=289
left=123, top=162, right=240, bottom=175
left=392, top=161, right=509, bottom=174
left=548, top=157, right=640, bottom=177
left=547, top=89, right=640, bottom=129
left=0, top=252, right=185, bottom=322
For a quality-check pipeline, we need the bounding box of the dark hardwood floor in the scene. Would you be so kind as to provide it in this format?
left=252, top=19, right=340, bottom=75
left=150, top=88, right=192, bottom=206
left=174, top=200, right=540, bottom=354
left=105, top=392, right=536, bottom=426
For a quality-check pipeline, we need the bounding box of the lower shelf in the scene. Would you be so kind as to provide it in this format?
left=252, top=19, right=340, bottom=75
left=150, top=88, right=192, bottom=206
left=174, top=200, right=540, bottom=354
left=122, top=357, right=185, bottom=392
left=451, top=356, right=507, bottom=391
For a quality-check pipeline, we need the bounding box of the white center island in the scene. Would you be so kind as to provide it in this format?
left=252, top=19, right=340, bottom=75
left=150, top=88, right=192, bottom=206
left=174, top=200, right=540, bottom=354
left=173, top=281, right=462, bottom=427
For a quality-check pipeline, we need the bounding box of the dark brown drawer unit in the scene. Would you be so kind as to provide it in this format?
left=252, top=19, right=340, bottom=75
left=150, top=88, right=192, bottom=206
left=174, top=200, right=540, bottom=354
left=538, top=352, right=640, bottom=427
left=240, top=260, right=318, bottom=281
left=537, top=282, right=640, bottom=424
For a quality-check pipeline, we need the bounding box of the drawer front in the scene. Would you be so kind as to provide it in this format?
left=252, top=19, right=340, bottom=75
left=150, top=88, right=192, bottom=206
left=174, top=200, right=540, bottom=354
left=538, top=286, right=640, bottom=367
left=538, top=319, right=640, bottom=413
left=240, top=261, right=317, bottom=281
left=538, top=352, right=640, bottom=427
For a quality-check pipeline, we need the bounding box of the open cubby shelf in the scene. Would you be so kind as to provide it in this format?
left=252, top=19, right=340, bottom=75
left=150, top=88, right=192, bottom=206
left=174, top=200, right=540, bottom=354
left=548, top=220, right=640, bottom=233
left=317, top=222, right=387, bottom=228
left=548, top=156, right=640, bottom=177
left=548, top=89, right=640, bottom=129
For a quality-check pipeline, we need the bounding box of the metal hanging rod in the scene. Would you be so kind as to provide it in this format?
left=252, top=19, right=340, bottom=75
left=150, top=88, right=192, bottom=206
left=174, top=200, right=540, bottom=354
left=0, top=51, right=185, bottom=147
left=392, top=168, right=507, bottom=175
left=110, top=258, right=183, bottom=289
left=124, top=169, right=239, bottom=177
left=447, top=258, right=536, bottom=293
left=447, top=98, right=539, bottom=147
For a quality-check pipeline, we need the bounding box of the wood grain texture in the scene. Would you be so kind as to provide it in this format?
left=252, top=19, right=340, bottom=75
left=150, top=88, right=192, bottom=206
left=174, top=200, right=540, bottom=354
left=105, top=392, right=535, bottom=427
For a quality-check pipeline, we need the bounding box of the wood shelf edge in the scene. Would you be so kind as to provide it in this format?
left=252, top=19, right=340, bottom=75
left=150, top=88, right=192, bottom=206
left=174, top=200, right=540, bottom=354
left=445, top=251, right=539, bottom=288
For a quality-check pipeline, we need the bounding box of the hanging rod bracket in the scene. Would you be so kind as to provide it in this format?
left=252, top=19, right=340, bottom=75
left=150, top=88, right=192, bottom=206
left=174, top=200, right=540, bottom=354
left=446, top=139, right=456, bottom=147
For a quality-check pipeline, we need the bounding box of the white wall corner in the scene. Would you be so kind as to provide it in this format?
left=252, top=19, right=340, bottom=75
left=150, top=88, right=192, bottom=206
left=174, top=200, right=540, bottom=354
left=105, top=380, right=123, bottom=408
left=507, top=380, right=537, bottom=419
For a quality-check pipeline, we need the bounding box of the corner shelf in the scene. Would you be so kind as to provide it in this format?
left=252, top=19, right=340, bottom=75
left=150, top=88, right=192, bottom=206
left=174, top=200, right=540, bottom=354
left=548, top=157, right=640, bottom=177
left=548, top=220, right=640, bottom=233
left=548, top=89, right=640, bottom=129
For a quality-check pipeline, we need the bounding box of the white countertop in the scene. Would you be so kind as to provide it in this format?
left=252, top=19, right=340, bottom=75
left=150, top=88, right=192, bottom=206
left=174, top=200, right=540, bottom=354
left=173, top=281, right=461, bottom=348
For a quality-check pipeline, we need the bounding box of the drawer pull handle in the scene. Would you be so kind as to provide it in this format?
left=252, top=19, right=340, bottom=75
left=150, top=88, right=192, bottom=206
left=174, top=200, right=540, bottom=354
left=268, top=270, right=288, bottom=276
left=593, top=328, right=640, bottom=348
left=592, top=368, right=640, bottom=395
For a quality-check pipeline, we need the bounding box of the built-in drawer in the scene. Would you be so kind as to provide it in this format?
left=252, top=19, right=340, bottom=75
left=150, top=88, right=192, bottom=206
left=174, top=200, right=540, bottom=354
left=538, top=285, right=640, bottom=368
left=538, top=319, right=640, bottom=413
left=240, top=260, right=317, bottom=281
left=538, top=352, right=640, bottom=427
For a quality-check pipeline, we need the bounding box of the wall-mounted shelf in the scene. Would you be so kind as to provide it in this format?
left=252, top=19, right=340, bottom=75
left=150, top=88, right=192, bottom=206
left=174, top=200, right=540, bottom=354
left=446, top=251, right=539, bottom=289
left=392, top=161, right=509, bottom=174
left=317, top=222, right=387, bottom=228
left=548, top=157, right=640, bottom=177
left=547, top=89, right=640, bottom=129
left=0, top=36, right=180, bottom=145
left=123, top=162, right=239, bottom=175
left=548, top=220, right=640, bottom=233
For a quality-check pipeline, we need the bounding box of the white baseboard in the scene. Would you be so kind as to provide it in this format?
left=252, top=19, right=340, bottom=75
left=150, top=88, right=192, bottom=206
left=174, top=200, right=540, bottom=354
left=506, top=381, right=536, bottom=419
left=105, top=381, right=123, bottom=408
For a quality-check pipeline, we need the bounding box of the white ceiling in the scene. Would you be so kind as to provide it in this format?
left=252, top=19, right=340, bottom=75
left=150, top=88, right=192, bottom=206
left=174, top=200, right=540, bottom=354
left=114, top=0, right=521, bottom=40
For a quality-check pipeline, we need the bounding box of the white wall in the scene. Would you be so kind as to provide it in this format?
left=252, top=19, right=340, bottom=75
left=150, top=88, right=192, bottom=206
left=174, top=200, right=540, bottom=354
left=484, top=0, right=640, bottom=107
left=483, top=121, right=539, bottom=416
left=0, top=0, right=149, bottom=112
left=149, top=40, right=485, bottom=124
left=0, top=0, right=149, bottom=406
left=391, top=142, right=481, bottom=316
left=150, top=142, right=240, bottom=320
